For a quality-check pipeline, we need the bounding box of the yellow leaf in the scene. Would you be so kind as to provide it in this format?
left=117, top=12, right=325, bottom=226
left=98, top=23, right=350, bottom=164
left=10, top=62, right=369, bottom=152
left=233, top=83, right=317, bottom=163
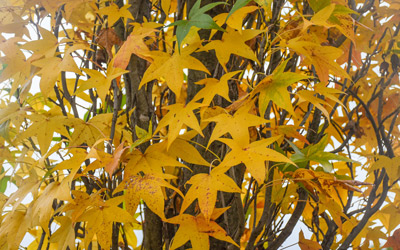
left=168, top=213, right=238, bottom=250
left=140, top=42, right=209, bottom=98
left=21, top=27, right=58, bottom=58
left=298, top=230, right=322, bottom=250
left=226, top=6, right=259, bottom=32
left=62, top=190, right=92, bottom=222
left=220, top=136, right=293, bottom=184
left=114, top=173, right=183, bottom=218
left=193, top=71, right=241, bottom=105
left=31, top=51, right=83, bottom=97
left=123, top=222, right=139, bottom=248
left=0, top=11, right=30, bottom=38
left=17, top=111, right=74, bottom=153
left=77, top=63, right=128, bottom=104
left=199, top=27, right=262, bottom=72
left=32, top=181, right=71, bottom=234
left=125, top=144, right=187, bottom=175
left=49, top=216, right=76, bottom=250
left=181, top=167, right=241, bottom=222
left=302, top=3, right=336, bottom=31
left=0, top=210, right=31, bottom=250
left=69, top=113, right=113, bottom=147
left=0, top=37, right=31, bottom=85
left=379, top=203, right=400, bottom=232
left=205, top=103, right=267, bottom=147
left=368, top=155, right=400, bottom=183
left=97, top=3, right=133, bottom=27
left=285, top=39, right=349, bottom=83
left=155, top=101, right=204, bottom=149
left=77, top=197, right=133, bottom=249
left=297, top=89, right=331, bottom=119
left=4, top=172, right=40, bottom=212
left=167, top=137, right=210, bottom=166
left=161, top=0, right=171, bottom=15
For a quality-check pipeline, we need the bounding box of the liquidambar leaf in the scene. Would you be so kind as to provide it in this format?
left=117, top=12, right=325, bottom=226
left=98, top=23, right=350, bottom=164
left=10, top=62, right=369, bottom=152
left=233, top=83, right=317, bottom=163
left=169, top=0, right=225, bottom=49
left=114, top=173, right=183, bottom=218
left=181, top=167, right=240, bottom=222
left=139, top=43, right=210, bottom=98
left=298, top=230, right=322, bottom=250
left=168, top=213, right=238, bottom=250
left=154, top=101, right=205, bottom=149
left=220, top=136, right=294, bottom=184
left=77, top=197, right=133, bottom=249
left=200, top=27, right=262, bottom=72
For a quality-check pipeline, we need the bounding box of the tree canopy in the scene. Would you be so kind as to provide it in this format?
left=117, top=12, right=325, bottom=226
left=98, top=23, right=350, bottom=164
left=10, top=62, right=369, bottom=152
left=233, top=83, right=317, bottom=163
left=0, top=0, right=400, bottom=249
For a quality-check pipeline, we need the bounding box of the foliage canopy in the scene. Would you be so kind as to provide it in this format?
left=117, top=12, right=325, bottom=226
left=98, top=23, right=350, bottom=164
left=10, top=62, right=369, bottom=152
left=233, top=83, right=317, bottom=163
left=1, top=0, right=400, bottom=249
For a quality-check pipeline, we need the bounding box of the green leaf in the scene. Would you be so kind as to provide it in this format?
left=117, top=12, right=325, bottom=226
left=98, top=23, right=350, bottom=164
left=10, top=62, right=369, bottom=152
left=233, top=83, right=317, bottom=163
left=286, top=136, right=355, bottom=172
left=175, top=21, right=191, bottom=49
left=189, top=1, right=225, bottom=19
left=191, top=14, right=222, bottom=30
left=226, top=0, right=251, bottom=20
left=308, top=0, right=331, bottom=12
left=131, top=121, right=153, bottom=150
left=0, top=176, right=10, bottom=193
left=0, top=167, right=9, bottom=193
left=169, top=0, right=225, bottom=50
left=285, top=139, right=303, bottom=155
left=0, top=120, right=10, bottom=141
left=0, top=63, right=6, bottom=75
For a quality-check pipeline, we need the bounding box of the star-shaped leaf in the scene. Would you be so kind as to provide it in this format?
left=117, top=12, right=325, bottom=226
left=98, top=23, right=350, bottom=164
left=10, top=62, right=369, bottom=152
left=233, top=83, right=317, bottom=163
left=252, top=60, right=308, bottom=116
left=97, top=3, right=133, bottom=27
left=220, top=136, right=294, bottom=184
left=193, top=71, right=241, bottom=105
left=169, top=0, right=225, bottom=49
left=285, top=38, right=350, bottom=83
left=199, top=27, right=262, bottom=72
left=155, top=101, right=204, bottom=149
left=31, top=52, right=82, bottom=97
left=139, top=43, right=210, bottom=98
left=125, top=143, right=187, bottom=175
left=76, top=63, right=128, bottom=104
left=77, top=196, right=133, bottom=249
left=167, top=212, right=238, bottom=250
left=21, top=27, right=58, bottom=58
left=17, top=111, right=74, bottom=153
left=69, top=113, right=113, bottom=147
left=114, top=173, right=183, bottom=218
left=205, top=103, right=266, bottom=147
left=181, top=167, right=241, bottom=222
left=369, top=155, right=400, bottom=183
left=114, top=22, right=161, bottom=69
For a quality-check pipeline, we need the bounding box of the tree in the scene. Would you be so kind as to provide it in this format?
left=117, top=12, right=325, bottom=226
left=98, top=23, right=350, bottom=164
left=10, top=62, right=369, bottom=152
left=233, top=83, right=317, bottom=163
left=0, top=0, right=399, bottom=249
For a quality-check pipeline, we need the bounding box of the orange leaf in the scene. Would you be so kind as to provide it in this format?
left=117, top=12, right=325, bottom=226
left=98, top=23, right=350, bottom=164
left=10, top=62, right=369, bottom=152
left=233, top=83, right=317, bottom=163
left=105, top=142, right=128, bottom=176
left=298, top=230, right=322, bottom=250
left=114, top=22, right=161, bottom=69
left=383, top=228, right=400, bottom=250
